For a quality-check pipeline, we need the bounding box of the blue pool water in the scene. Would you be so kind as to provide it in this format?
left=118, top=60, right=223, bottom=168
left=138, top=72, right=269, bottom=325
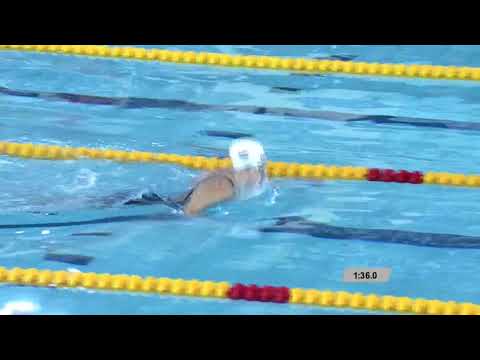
left=1, top=45, right=480, bottom=314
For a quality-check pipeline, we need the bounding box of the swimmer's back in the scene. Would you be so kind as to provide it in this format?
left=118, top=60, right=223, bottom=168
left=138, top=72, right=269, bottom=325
left=183, top=169, right=236, bottom=215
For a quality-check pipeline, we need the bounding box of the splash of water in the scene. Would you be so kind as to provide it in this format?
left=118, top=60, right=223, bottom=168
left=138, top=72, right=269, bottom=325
left=0, top=300, right=40, bottom=315
left=61, top=168, right=97, bottom=194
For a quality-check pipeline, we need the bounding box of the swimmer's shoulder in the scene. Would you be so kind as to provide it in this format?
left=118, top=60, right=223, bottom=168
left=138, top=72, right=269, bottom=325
left=184, top=171, right=236, bottom=215
left=196, top=168, right=235, bottom=186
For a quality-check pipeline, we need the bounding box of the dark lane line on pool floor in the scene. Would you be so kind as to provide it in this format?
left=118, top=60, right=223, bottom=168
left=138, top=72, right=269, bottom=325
left=259, top=216, right=480, bottom=249
left=44, top=253, right=94, bottom=266
left=1, top=86, right=480, bottom=132
left=197, top=130, right=253, bottom=139
left=1, top=213, right=480, bottom=249
left=0, top=213, right=183, bottom=229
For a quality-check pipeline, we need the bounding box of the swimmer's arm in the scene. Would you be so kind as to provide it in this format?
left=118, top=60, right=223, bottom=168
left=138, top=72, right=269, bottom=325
left=183, top=176, right=235, bottom=216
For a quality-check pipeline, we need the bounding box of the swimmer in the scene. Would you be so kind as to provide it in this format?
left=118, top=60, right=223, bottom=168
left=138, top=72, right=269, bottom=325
left=123, top=138, right=269, bottom=216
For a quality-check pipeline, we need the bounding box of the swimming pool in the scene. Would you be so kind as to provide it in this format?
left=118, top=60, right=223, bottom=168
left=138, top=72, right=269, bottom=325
left=1, top=45, right=480, bottom=314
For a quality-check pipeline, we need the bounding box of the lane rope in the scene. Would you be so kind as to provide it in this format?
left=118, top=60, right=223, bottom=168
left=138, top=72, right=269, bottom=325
left=1, top=266, right=478, bottom=315
left=1, top=141, right=479, bottom=188
left=1, top=45, right=479, bottom=82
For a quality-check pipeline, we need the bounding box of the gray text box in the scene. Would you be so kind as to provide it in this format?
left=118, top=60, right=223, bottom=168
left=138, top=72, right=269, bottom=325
left=343, top=268, right=391, bottom=283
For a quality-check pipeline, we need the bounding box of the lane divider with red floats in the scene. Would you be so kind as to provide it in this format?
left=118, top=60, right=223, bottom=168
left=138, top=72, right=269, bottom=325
left=0, top=141, right=478, bottom=188
left=1, top=267, right=479, bottom=314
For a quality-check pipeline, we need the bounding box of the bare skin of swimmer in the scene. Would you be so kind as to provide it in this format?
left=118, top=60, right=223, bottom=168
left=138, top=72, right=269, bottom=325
left=183, top=168, right=264, bottom=216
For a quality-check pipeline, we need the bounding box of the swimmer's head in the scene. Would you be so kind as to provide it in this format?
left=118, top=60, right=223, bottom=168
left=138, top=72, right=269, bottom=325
left=229, top=139, right=269, bottom=200
left=229, top=138, right=267, bottom=172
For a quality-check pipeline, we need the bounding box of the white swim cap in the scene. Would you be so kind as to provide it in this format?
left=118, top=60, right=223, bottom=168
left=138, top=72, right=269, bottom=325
left=229, top=138, right=266, bottom=171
